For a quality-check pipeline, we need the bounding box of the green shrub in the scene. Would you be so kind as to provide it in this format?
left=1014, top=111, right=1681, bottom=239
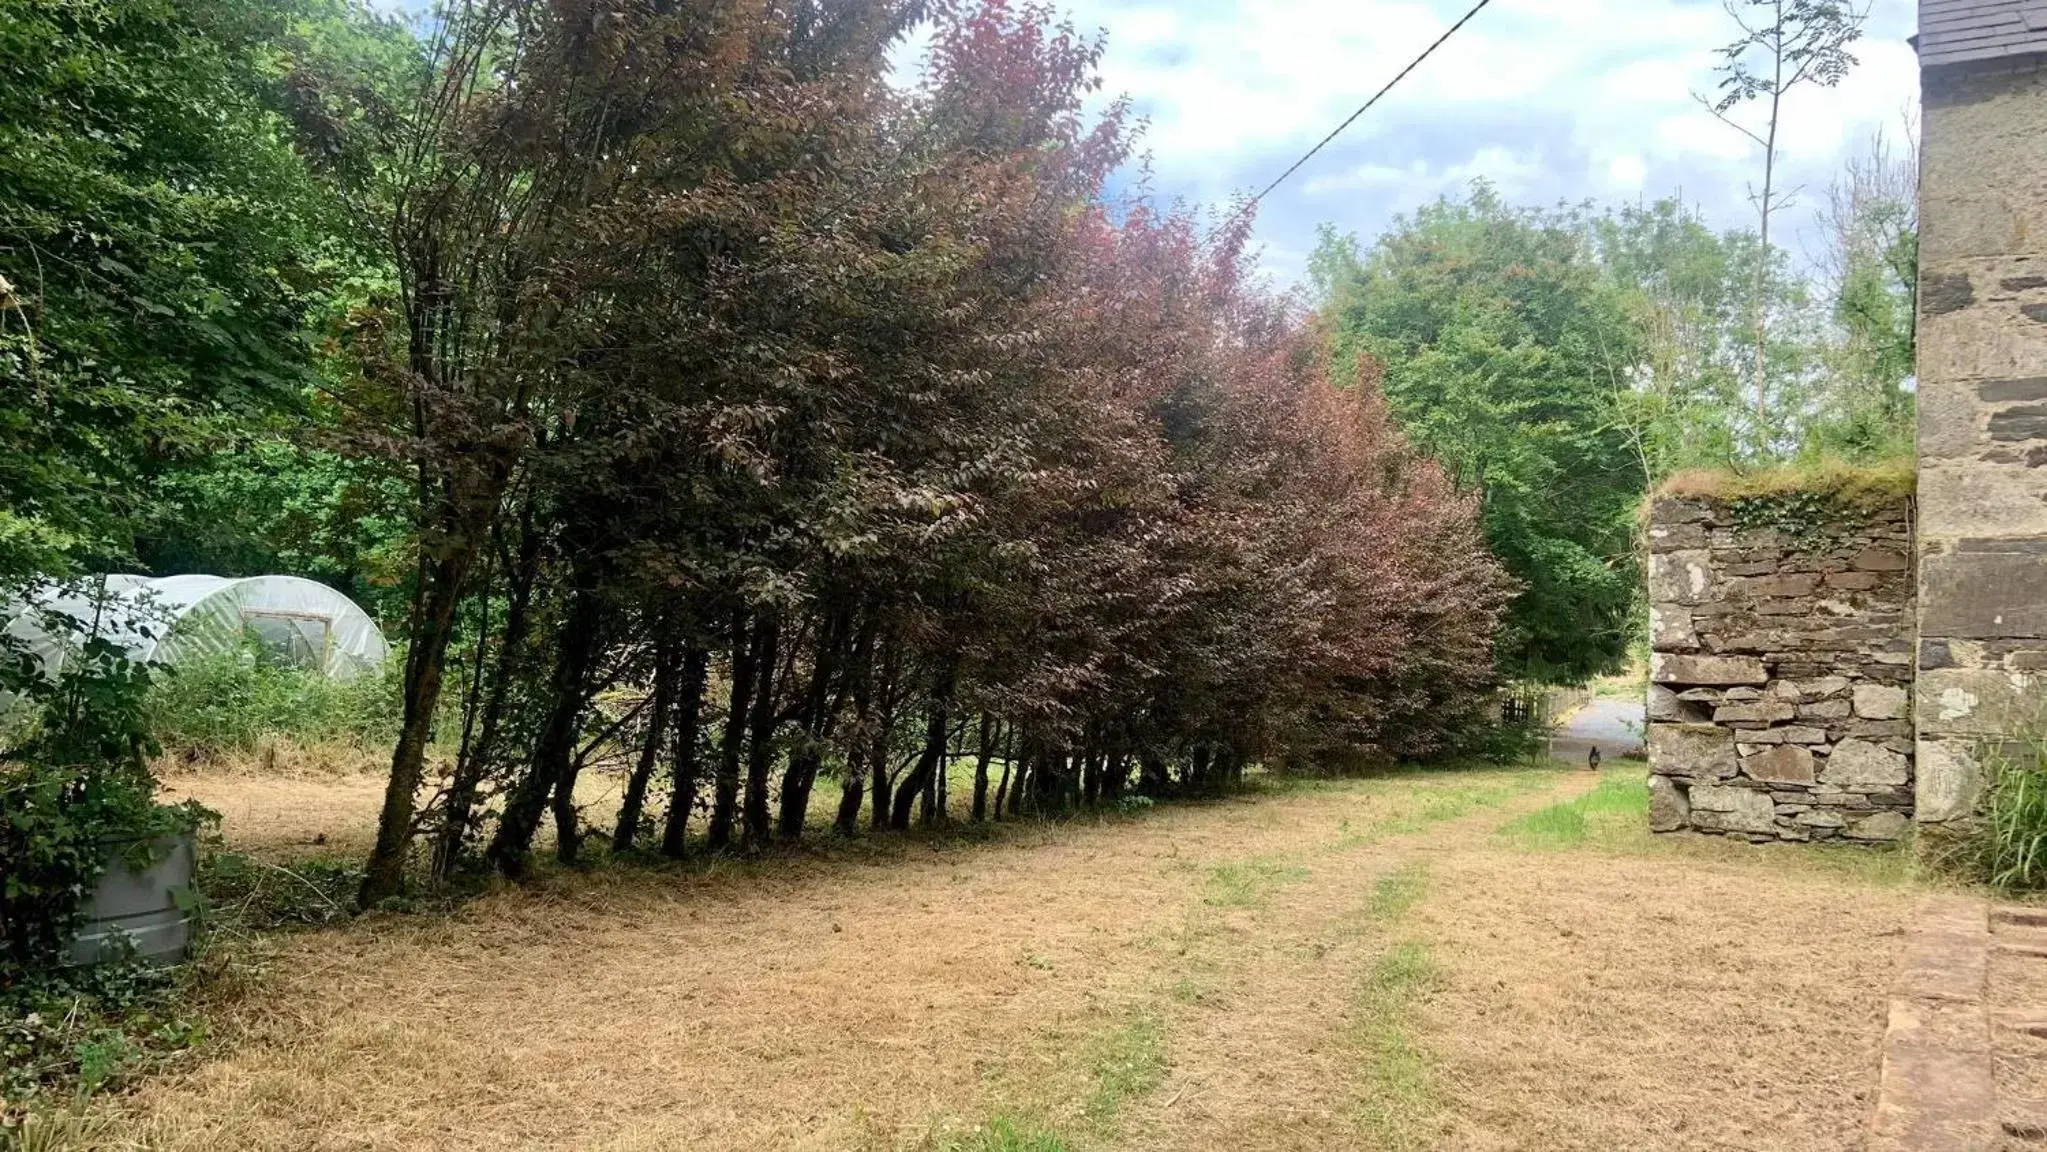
left=2, top=590, right=214, bottom=982
left=146, top=640, right=401, bottom=756
left=1433, top=715, right=1547, bottom=765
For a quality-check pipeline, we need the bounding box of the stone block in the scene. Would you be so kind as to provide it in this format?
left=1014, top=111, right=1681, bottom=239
left=1648, top=683, right=1689, bottom=722
left=1738, top=573, right=1821, bottom=598
left=1918, top=367, right=1983, bottom=460
left=1794, top=809, right=1847, bottom=828
left=1777, top=727, right=1829, bottom=744
left=1854, top=684, right=1911, bottom=720
left=1845, top=811, right=1911, bottom=842
left=1792, top=676, right=1852, bottom=700
left=1649, top=723, right=1737, bottom=780
left=1714, top=701, right=1797, bottom=725
left=1649, top=550, right=1712, bottom=606
left=1688, top=785, right=1778, bottom=834
left=1799, top=699, right=1853, bottom=720
left=1650, top=499, right=1710, bottom=526
left=1852, top=546, right=1911, bottom=572
left=1916, top=738, right=1983, bottom=824
left=1652, top=653, right=1768, bottom=687
left=1918, top=667, right=2044, bottom=737
left=1650, top=606, right=1699, bottom=652
left=1918, top=261, right=2047, bottom=376
left=1922, top=550, right=2047, bottom=639
left=1920, top=462, right=2047, bottom=541
left=1743, top=745, right=1816, bottom=785
left=1648, top=775, right=1689, bottom=833
left=1647, top=523, right=1709, bottom=550
left=1821, top=738, right=1912, bottom=787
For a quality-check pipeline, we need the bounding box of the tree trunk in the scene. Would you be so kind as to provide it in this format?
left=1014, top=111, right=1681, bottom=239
left=971, top=714, right=995, bottom=823
left=707, top=609, right=755, bottom=852
left=434, top=493, right=543, bottom=881
left=891, top=663, right=956, bottom=830
left=612, top=637, right=679, bottom=854
left=740, top=611, right=782, bottom=851
left=487, top=583, right=604, bottom=877
left=1007, top=743, right=1030, bottom=817
left=1753, top=4, right=1786, bottom=451
left=868, top=640, right=900, bottom=833
left=658, top=646, right=711, bottom=858
left=833, top=616, right=881, bottom=837
left=1138, top=748, right=1170, bottom=798
left=992, top=724, right=1015, bottom=822
left=778, top=608, right=852, bottom=840
left=360, top=551, right=471, bottom=906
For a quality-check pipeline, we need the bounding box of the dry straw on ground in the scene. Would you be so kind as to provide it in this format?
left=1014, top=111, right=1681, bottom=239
left=109, top=767, right=1918, bottom=1150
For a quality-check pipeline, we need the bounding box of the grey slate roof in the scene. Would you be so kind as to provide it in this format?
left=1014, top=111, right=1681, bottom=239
left=1919, top=0, right=2047, bottom=67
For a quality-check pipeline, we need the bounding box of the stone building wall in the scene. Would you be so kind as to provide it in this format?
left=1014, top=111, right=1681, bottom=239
left=1915, top=55, right=2047, bottom=830
left=1647, top=496, right=1916, bottom=843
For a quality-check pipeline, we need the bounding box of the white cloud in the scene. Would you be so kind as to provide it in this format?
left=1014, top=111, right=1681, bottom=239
left=1053, top=0, right=1922, bottom=282
left=374, top=0, right=1924, bottom=285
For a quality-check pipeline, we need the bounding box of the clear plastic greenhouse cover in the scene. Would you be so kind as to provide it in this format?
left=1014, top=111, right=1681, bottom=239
left=2, top=574, right=390, bottom=684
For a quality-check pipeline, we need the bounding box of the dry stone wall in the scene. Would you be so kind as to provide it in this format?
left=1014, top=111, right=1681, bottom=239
left=1646, top=495, right=1916, bottom=843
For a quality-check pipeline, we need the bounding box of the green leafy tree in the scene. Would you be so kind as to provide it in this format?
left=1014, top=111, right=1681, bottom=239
left=0, top=0, right=418, bottom=581
left=1807, top=127, right=1916, bottom=461
left=1312, top=188, right=1642, bottom=683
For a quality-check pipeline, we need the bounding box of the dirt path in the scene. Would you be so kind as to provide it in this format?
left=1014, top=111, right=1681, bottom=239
left=116, top=767, right=1918, bottom=1151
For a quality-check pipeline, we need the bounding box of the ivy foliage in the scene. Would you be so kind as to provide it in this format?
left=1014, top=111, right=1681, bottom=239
left=1727, top=489, right=1864, bottom=551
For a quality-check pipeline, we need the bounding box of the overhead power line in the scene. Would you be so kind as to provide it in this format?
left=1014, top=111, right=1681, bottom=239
left=1241, top=0, right=1500, bottom=212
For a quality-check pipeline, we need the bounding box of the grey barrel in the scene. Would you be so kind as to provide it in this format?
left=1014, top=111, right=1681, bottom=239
left=66, top=833, right=197, bottom=966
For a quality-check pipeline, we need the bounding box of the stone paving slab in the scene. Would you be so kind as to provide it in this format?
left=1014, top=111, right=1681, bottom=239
left=1869, top=894, right=1996, bottom=1151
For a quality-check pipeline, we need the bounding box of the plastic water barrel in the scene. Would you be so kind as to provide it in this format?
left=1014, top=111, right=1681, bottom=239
left=66, top=833, right=197, bottom=966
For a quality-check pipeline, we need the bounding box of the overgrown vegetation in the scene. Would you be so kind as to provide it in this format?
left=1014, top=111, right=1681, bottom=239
left=0, top=592, right=215, bottom=982
left=1311, top=114, right=1917, bottom=683
left=1952, top=733, right=2047, bottom=892
left=145, top=646, right=400, bottom=760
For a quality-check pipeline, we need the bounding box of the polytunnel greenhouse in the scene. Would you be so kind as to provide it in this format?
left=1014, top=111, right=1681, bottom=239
left=1, top=574, right=390, bottom=685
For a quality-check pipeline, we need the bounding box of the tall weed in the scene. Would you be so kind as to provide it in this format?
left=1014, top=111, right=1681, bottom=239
left=1978, top=733, right=2047, bottom=892
left=146, top=642, right=400, bottom=757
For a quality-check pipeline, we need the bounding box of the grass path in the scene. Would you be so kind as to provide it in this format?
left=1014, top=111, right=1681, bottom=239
left=113, top=766, right=1918, bottom=1150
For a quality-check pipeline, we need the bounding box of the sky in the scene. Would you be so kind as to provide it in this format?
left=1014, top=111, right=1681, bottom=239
left=943, top=0, right=1923, bottom=288
left=375, top=0, right=1924, bottom=288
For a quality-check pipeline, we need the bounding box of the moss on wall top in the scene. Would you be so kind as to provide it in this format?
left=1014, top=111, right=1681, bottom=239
left=1642, top=458, right=1915, bottom=552
left=1651, top=458, right=1915, bottom=507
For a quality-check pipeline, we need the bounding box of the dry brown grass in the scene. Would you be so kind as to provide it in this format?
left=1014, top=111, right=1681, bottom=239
left=160, top=770, right=390, bottom=862
left=1413, top=839, right=1912, bottom=1150
left=102, top=766, right=1923, bottom=1151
